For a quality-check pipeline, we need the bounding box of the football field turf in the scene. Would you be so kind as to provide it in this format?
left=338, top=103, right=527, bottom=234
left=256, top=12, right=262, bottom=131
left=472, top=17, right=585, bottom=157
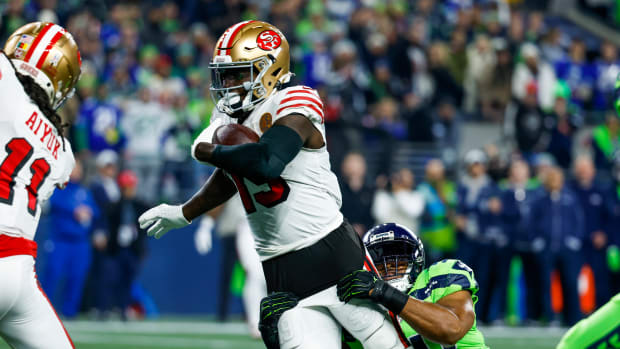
left=0, top=320, right=565, bottom=348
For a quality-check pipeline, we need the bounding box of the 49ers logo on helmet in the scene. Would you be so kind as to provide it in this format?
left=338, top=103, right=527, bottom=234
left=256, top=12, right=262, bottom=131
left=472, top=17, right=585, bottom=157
left=256, top=30, right=281, bottom=51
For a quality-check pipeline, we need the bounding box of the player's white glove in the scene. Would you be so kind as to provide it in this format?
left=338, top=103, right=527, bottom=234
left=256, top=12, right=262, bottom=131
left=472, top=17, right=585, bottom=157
left=194, top=216, right=214, bottom=255
left=138, top=204, right=191, bottom=239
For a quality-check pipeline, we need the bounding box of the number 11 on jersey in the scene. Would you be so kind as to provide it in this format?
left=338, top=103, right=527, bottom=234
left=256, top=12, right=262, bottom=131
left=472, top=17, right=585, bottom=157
left=0, top=138, right=51, bottom=215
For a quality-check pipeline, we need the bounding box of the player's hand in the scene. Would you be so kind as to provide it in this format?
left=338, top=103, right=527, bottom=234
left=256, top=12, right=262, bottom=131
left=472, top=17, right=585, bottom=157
left=258, top=292, right=299, bottom=349
left=138, top=204, right=191, bottom=239
left=338, top=270, right=409, bottom=314
left=337, top=270, right=379, bottom=303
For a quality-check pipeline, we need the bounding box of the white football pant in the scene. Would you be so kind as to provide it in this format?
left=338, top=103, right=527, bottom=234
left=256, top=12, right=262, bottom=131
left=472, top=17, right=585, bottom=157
left=277, top=285, right=408, bottom=349
left=0, top=255, right=74, bottom=348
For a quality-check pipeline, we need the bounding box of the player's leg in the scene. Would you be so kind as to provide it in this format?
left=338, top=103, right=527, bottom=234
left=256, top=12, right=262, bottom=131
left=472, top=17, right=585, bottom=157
left=0, top=256, right=74, bottom=349
left=326, top=287, right=407, bottom=349
left=277, top=303, right=341, bottom=348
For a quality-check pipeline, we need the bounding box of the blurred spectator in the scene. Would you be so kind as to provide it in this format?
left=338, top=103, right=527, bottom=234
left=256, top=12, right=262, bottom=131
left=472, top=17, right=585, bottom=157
left=87, top=150, right=120, bottom=316
left=594, top=41, right=620, bottom=111
left=42, top=159, right=99, bottom=318
left=500, top=159, right=544, bottom=323
left=546, top=88, right=581, bottom=169
left=428, top=41, right=464, bottom=108
left=512, top=43, right=557, bottom=111
left=161, top=92, right=200, bottom=202
left=97, top=170, right=148, bottom=319
left=606, top=154, right=620, bottom=295
left=456, top=149, right=505, bottom=323
left=369, top=97, right=407, bottom=140
left=540, top=28, right=566, bottom=64
left=571, top=155, right=611, bottom=308
left=480, top=39, right=513, bottom=122
left=418, top=159, right=458, bottom=262
left=531, top=167, right=585, bottom=325
left=592, top=110, right=620, bottom=173
left=339, top=152, right=374, bottom=236
left=325, top=40, right=371, bottom=124
left=301, top=34, right=332, bottom=88
left=554, top=38, right=597, bottom=109
left=455, top=149, right=496, bottom=267
left=504, top=81, right=550, bottom=161
left=121, top=87, right=175, bottom=204
left=372, top=168, right=425, bottom=232
left=432, top=97, right=462, bottom=149
left=74, top=79, right=125, bottom=155
left=464, top=34, right=496, bottom=115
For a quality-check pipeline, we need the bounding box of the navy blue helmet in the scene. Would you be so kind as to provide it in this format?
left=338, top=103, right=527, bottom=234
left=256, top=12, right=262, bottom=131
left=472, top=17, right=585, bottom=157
left=362, top=223, right=425, bottom=292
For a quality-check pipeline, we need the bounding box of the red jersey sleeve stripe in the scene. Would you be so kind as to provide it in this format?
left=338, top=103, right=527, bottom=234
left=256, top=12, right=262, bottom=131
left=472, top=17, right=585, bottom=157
left=276, top=103, right=324, bottom=122
left=23, top=23, right=54, bottom=62
left=286, top=89, right=319, bottom=97
left=280, top=96, right=324, bottom=109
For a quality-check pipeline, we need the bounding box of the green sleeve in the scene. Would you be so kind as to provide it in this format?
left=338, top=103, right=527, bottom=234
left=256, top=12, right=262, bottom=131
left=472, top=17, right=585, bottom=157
left=556, top=293, right=620, bottom=349
left=413, top=259, right=479, bottom=304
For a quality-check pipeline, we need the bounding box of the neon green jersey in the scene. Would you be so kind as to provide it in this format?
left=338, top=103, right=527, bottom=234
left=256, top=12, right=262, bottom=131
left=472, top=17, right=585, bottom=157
left=343, top=259, right=488, bottom=348
left=556, top=292, right=620, bottom=349
left=401, top=259, right=489, bottom=349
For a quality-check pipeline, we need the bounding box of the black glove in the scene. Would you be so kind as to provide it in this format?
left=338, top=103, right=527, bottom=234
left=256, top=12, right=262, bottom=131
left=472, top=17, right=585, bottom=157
left=337, top=270, right=409, bottom=314
left=258, top=291, right=299, bottom=349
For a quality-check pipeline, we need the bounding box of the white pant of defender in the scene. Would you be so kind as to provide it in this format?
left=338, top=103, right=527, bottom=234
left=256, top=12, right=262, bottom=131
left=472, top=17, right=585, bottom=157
left=277, top=285, right=407, bottom=349
left=0, top=255, right=74, bottom=349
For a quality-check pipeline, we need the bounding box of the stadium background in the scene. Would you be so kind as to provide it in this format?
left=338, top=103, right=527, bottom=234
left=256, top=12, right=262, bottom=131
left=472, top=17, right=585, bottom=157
left=1, top=0, right=620, bottom=347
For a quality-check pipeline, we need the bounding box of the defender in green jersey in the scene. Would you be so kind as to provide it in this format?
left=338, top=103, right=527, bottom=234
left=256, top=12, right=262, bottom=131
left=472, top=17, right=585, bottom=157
left=338, top=223, right=488, bottom=348
left=258, top=223, right=488, bottom=348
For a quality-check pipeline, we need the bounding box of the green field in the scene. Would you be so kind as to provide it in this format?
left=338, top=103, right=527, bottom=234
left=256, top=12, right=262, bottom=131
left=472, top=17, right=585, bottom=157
left=0, top=320, right=565, bottom=348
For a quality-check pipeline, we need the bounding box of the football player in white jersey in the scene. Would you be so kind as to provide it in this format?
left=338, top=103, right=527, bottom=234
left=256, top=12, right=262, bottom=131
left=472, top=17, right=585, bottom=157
left=0, top=22, right=81, bottom=348
left=139, top=21, right=407, bottom=349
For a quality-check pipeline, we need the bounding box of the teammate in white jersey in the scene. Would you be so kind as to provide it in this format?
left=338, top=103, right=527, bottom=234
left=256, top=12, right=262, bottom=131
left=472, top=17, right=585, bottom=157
left=0, top=22, right=81, bottom=348
left=139, top=21, right=407, bottom=348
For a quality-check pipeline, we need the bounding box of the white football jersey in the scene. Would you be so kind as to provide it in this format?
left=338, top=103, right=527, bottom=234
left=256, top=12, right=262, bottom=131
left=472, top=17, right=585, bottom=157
left=199, top=85, right=343, bottom=260
left=0, top=53, right=75, bottom=241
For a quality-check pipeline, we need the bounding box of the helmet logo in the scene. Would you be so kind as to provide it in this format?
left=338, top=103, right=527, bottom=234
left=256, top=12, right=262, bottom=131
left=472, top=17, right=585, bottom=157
left=14, top=35, right=34, bottom=59
left=256, top=30, right=281, bottom=51
left=370, top=231, right=394, bottom=242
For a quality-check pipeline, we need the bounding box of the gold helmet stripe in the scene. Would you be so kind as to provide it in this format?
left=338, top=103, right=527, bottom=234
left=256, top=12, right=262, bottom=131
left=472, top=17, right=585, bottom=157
left=217, top=20, right=255, bottom=56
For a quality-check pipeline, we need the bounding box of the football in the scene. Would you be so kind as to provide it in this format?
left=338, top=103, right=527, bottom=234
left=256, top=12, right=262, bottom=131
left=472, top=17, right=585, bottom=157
left=212, top=124, right=260, bottom=146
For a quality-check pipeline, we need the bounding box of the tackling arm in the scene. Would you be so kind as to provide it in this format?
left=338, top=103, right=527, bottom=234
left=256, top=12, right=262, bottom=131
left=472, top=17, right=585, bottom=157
left=398, top=290, right=475, bottom=346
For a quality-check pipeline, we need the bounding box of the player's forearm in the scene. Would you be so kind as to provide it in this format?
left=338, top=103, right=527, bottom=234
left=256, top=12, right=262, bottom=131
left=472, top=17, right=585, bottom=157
left=181, top=169, right=237, bottom=221
left=399, top=297, right=466, bottom=346
left=194, top=125, right=303, bottom=183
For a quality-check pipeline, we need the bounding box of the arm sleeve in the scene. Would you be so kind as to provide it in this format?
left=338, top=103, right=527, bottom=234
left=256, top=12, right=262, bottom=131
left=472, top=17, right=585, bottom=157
left=426, top=260, right=479, bottom=303
left=209, top=125, right=304, bottom=183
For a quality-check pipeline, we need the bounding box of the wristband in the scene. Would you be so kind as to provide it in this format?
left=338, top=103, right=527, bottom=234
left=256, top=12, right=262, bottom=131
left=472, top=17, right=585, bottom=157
left=371, top=280, right=409, bottom=314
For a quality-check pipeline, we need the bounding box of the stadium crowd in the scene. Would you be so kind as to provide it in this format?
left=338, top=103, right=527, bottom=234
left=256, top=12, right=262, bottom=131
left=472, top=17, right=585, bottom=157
left=2, top=0, right=619, bottom=328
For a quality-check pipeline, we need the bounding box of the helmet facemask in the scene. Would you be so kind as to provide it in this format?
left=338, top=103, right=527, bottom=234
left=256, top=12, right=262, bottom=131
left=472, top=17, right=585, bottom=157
left=367, top=239, right=425, bottom=293
left=209, top=55, right=272, bottom=116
